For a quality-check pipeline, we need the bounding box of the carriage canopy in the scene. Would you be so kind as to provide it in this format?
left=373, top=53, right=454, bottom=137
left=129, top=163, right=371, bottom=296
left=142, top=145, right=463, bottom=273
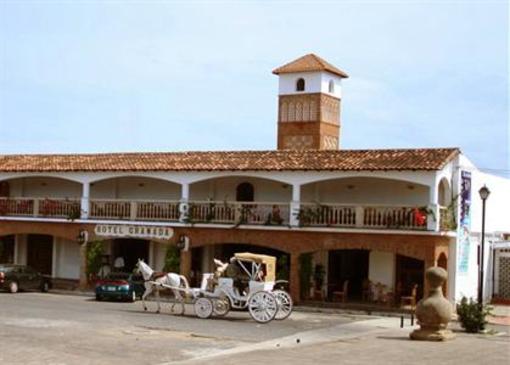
left=233, top=252, right=276, bottom=283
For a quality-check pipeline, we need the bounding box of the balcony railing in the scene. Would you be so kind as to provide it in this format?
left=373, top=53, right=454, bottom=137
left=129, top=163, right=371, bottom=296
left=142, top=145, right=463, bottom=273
left=189, top=201, right=290, bottom=226
left=299, top=203, right=357, bottom=227
left=362, top=205, right=428, bottom=230
left=0, top=196, right=452, bottom=232
left=298, top=203, right=430, bottom=230
left=89, top=199, right=180, bottom=221
left=0, top=197, right=80, bottom=219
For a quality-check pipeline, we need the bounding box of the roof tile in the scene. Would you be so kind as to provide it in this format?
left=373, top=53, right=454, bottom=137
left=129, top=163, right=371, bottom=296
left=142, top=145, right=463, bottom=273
left=273, top=54, right=349, bottom=78
left=0, top=148, right=460, bottom=172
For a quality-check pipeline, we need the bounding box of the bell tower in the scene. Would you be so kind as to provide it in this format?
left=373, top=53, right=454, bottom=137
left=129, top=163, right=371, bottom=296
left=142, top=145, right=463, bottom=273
left=273, top=54, right=348, bottom=150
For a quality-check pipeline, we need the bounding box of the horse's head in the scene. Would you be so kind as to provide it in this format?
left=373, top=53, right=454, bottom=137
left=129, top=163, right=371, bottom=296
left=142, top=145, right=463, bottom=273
left=135, top=259, right=152, bottom=279
left=213, top=258, right=228, bottom=278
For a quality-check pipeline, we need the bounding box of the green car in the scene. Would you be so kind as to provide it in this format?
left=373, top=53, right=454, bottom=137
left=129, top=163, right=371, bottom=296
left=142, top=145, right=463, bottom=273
left=95, top=272, right=145, bottom=302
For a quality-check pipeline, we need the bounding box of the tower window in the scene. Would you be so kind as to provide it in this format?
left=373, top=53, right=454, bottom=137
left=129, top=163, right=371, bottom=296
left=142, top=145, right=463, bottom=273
left=328, top=80, right=335, bottom=93
left=296, top=78, right=305, bottom=91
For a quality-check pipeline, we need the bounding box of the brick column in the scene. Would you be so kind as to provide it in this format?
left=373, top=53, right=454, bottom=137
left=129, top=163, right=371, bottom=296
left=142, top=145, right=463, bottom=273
left=290, top=253, right=300, bottom=304
left=180, top=248, right=192, bottom=279
left=79, top=242, right=88, bottom=289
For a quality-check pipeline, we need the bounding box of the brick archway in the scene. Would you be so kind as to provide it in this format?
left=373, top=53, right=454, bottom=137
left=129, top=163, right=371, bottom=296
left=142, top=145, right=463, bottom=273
left=175, top=227, right=448, bottom=261
left=174, top=227, right=451, bottom=302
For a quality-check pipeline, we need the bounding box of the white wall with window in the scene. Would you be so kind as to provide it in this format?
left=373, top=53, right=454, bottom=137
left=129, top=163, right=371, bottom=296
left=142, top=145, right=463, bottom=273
left=278, top=71, right=342, bottom=98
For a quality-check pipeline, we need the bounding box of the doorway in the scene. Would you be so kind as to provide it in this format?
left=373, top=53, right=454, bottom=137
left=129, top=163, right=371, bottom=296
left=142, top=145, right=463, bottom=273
left=0, top=235, right=15, bottom=263
left=192, top=244, right=290, bottom=282
left=236, top=183, right=254, bottom=202
left=328, top=249, right=369, bottom=300
left=112, top=239, right=149, bottom=272
left=27, top=234, right=53, bottom=275
left=395, top=255, right=425, bottom=301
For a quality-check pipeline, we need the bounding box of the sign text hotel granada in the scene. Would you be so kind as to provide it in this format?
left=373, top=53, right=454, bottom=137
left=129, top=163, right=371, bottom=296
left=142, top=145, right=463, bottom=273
left=94, top=224, right=174, bottom=240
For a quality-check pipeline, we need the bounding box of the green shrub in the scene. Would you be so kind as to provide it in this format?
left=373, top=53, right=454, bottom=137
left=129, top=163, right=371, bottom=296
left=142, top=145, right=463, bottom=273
left=164, top=245, right=180, bottom=273
left=456, top=297, right=492, bottom=333
left=86, top=241, right=104, bottom=277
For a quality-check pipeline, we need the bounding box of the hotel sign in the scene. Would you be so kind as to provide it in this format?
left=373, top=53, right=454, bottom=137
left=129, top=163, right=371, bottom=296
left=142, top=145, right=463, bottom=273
left=94, top=224, right=174, bottom=240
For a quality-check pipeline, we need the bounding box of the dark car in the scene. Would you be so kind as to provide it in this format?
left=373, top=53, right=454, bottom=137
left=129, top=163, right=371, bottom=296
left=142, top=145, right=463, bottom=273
left=0, top=264, right=51, bottom=293
left=95, top=272, right=145, bottom=302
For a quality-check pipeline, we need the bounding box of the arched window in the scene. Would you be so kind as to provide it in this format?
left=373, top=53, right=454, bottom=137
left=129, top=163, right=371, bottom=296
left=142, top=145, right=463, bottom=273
left=236, top=182, right=254, bottom=202
left=328, top=80, right=335, bottom=93
left=296, top=78, right=305, bottom=91
left=438, top=178, right=451, bottom=206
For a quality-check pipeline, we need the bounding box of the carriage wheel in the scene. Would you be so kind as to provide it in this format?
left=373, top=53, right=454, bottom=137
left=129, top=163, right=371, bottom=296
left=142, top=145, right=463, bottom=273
left=194, top=298, right=213, bottom=319
left=213, top=298, right=230, bottom=317
left=273, top=290, right=293, bottom=320
left=248, top=291, right=278, bottom=323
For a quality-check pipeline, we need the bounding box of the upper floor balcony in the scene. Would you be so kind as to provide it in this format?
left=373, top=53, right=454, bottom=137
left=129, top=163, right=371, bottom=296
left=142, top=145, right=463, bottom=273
left=0, top=173, right=456, bottom=233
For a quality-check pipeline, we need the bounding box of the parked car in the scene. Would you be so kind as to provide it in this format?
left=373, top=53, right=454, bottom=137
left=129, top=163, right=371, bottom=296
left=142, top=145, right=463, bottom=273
left=95, top=272, right=144, bottom=302
left=0, top=264, right=51, bottom=293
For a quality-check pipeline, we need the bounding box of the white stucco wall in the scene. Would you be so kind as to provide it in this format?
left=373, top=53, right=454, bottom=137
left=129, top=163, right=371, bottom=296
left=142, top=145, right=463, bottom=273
left=278, top=71, right=343, bottom=98
left=8, top=177, right=81, bottom=198
left=189, top=176, right=292, bottom=202
left=0, top=169, right=439, bottom=205
left=368, top=251, right=395, bottom=289
left=14, top=234, right=27, bottom=265
left=90, top=177, right=181, bottom=200
left=301, top=177, right=429, bottom=205
left=152, top=241, right=168, bottom=271
left=55, top=237, right=80, bottom=279
left=450, top=156, right=510, bottom=302
left=453, top=235, right=485, bottom=301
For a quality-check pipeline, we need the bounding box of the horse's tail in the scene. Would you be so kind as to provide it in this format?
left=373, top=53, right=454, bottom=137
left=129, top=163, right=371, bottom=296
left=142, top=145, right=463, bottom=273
left=179, top=275, right=190, bottom=290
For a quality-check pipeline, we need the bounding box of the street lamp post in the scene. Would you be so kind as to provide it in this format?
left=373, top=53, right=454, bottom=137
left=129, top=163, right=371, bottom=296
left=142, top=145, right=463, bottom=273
left=478, top=185, right=490, bottom=304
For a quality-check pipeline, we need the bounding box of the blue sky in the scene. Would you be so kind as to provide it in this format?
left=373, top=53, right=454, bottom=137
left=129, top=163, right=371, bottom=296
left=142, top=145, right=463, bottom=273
left=0, top=0, right=508, bottom=175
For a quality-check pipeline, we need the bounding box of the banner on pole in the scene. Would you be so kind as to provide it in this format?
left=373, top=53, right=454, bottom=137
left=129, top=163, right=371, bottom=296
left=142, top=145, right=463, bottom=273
left=457, top=171, right=471, bottom=274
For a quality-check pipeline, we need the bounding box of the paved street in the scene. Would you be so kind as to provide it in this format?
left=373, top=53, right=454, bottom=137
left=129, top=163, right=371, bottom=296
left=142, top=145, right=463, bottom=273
left=0, top=292, right=508, bottom=365
left=0, top=292, right=360, bottom=364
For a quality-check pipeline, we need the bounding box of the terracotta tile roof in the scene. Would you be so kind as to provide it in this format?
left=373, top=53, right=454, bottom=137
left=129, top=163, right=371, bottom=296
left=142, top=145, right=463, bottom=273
left=0, top=148, right=459, bottom=172
left=273, top=54, right=349, bottom=78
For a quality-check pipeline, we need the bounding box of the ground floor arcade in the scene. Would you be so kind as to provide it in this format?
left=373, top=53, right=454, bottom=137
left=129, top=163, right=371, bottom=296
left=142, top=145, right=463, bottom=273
left=0, top=220, right=452, bottom=303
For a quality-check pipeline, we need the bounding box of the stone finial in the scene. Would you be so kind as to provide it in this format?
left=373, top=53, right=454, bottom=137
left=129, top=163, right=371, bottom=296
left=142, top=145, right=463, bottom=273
left=410, top=266, right=456, bottom=341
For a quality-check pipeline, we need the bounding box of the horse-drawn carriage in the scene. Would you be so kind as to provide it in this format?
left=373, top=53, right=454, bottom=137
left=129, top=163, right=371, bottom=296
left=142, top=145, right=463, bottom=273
left=137, top=252, right=293, bottom=324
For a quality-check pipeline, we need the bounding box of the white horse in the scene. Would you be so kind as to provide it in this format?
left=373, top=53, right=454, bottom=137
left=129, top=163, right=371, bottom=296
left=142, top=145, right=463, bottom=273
left=135, top=259, right=190, bottom=314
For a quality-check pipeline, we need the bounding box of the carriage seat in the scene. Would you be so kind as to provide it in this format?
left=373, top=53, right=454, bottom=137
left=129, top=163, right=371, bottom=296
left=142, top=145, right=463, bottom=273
left=201, top=273, right=215, bottom=291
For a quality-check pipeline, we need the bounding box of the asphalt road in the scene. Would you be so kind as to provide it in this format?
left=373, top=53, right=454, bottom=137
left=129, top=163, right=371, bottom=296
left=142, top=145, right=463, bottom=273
left=0, top=292, right=359, bottom=364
